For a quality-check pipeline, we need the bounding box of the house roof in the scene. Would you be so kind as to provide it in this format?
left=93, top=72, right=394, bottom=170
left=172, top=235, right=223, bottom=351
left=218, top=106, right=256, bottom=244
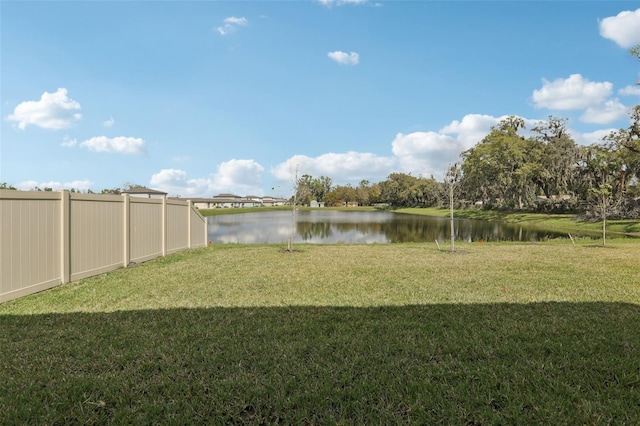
left=122, top=186, right=167, bottom=195
left=180, top=195, right=288, bottom=205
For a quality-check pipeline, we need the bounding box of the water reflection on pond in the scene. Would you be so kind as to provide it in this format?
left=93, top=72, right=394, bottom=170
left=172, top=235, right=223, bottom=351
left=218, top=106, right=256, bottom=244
left=206, top=210, right=605, bottom=244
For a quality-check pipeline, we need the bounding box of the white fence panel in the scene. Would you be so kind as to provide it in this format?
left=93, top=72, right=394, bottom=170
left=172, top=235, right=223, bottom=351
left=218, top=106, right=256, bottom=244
left=0, top=192, right=61, bottom=301
left=0, top=190, right=207, bottom=303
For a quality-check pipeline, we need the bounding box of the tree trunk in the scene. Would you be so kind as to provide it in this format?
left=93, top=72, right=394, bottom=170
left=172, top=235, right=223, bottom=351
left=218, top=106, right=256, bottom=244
left=449, top=184, right=455, bottom=252
left=602, top=194, right=607, bottom=247
left=289, top=204, right=296, bottom=252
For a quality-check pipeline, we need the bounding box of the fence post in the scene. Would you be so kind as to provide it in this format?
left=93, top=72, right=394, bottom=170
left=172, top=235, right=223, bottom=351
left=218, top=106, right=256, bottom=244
left=162, top=197, right=167, bottom=257
left=187, top=200, right=192, bottom=248
left=60, top=190, right=70, bottom=284
left=204, top=215, right=208, bottom=247
left=123, top=193, right=130, bottom=267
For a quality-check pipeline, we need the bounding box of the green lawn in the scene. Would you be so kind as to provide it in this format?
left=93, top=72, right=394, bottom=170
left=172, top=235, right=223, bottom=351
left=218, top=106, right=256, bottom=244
left=2, top=242, right=640, bottom=423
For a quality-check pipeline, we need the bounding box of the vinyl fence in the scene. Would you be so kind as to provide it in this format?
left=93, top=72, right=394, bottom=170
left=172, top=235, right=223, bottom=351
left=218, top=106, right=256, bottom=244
left=0, top=190, right=208, bottom=303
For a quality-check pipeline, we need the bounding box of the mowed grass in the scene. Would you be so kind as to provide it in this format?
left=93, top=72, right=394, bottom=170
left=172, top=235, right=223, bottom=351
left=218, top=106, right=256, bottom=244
left=2, top=241, right=640, bottom=424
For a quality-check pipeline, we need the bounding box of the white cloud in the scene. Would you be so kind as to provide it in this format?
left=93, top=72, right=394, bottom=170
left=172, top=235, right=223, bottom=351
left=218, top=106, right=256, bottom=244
left=150, top=169, right=191, bottom=190
left=439, top=114, right=503, bottom=148
left=271, top=114, right=547, bottom=184
left=103, top=117, right=115, bottom=127
left=217, top=16, right=248, bottom=36
left=272, top=152, right=396, bottom=185
left=62, top=179, right=94, bottom=191
left=5, top=88, right=82, bottom=130
left=580, top=99, right=629, bottom=124
left=213, top=159, right=264, bottom=191
left=328, top=51, right=360, bottom=65
left=15, top=179, right=94, bottom=192
left=150, top=159, right=265, bottom=197
left=150, top=169, right=215, bottom=197
left=14, top=180, right=39, bottom=191
left=317, top=0, right=368, bottom=6
left=599, top=8, right=640, bottom=48
left=61, top=135, right=78, bottom=148
left=439, top=113, right=541, bottom=147
left=225, top=17, right=248, bottom=26
left=574, top=128, right=617, bottom=145
left=391, top=132, right=462, bottom=177
left=532, top=74, right=613, bottom=110
left=619, top=85, right=640, bottom=96
left=79, top=136, right=146, bottom=154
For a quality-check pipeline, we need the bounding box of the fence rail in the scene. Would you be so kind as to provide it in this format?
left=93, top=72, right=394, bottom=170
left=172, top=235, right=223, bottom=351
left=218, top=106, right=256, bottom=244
left=0, top=190, right=207, bottom=303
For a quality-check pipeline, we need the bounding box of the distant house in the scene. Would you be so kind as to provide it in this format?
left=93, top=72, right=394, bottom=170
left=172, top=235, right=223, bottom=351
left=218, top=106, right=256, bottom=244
left=309, top=200, right=325, bottom=208
left=191, top=194, right=288, bottom=209
left=262, top=196, right=287, bottom=207
left=122, top=186, right=167, bottom=199
left=212, top=193, right=242, bottom=208
left=191, top=198, right=216, bottom=209
left=240, top=195, right=263, bottom=208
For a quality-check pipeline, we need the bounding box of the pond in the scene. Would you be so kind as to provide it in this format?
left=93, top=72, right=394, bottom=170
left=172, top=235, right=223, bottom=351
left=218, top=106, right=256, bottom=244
left=206, top=210, right=607, bottom=244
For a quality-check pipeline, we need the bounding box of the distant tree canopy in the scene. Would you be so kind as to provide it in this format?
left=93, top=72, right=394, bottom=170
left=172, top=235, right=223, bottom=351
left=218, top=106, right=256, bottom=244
left=378, top=173, right=440, bottom=208
left=295, top=175, right=333, bottom=205
left=297, top=107, right=640, bottom=219
left=0, top=182, right=17, bottom=190
left=457, top=111, right=640, bottom=217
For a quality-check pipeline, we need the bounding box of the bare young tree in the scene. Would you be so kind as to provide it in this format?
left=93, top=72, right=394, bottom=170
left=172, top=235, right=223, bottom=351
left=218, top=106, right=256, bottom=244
left=287, top=164, right=300, bottom=252
left=589, top=183, right=612, bottom=247
left=445, top=163, right=461, bottom=252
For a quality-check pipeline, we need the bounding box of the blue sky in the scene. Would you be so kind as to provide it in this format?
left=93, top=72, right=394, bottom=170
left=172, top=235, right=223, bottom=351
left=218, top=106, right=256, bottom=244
left=2, top=1, right=639, bottom=198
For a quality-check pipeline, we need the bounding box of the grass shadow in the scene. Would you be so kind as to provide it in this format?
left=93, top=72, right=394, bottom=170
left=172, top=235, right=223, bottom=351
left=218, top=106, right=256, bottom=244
left=613, top=220, right=640, bottom=234
left=2, top=303, right=640, bottom=424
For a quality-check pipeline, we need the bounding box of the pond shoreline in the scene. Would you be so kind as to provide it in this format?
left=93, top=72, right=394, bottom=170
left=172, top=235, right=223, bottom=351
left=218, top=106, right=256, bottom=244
left=205, top=209, right=636, bottom=244
left=396, top=207, right=640, bottom=238
left=200, top=206, right=640, bottom=238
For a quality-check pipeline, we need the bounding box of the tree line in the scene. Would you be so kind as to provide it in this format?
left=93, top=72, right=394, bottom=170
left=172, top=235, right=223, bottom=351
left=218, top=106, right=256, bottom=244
left=295, top=106, right=640, bottom=219
left=460, top=110, right=639, bottom=218
left=0, top=183, right=150, bottom=195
